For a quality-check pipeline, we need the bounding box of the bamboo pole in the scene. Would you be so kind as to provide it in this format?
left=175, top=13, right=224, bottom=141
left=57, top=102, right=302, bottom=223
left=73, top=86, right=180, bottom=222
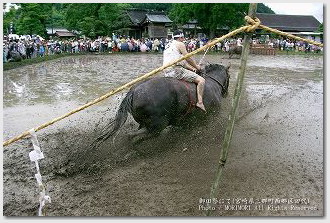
left=206, top=3, right=258, bottom=216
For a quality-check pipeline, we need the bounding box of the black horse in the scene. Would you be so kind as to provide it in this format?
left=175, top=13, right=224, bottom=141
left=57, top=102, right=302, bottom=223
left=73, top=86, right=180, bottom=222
left=228, top=45, right=242, bottom=59
left=92, top=63, right=230, bottom=147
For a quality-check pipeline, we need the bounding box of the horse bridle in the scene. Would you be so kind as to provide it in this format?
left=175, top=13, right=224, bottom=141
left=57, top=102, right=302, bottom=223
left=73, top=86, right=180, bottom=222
left=204, top=72, right=229, bottom=95
left=204, top=73, right=223, bottom=88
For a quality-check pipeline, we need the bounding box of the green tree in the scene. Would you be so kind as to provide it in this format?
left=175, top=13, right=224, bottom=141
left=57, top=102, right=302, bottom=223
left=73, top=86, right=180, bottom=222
left=4, top=3, right=67, bottom=36
left=65, top=3, right=101, bottom=34
left=45, top=3, right=67, bottom=29
left=64, top=3, right=131, bottom=38
left=318, top=23, right=323, bottom=32
left=15, top=3, right=52, bottom=36
left=98, top=3, right=131, bottom=35
left=129, top=3, right=173, bottom=13
left=169, top=4, right=194, bottom=25
left=3, top=5, right=19, bottom=34
left=256, top=3, right=275, bottom=14
left=169, top=3, right=249, bottom=38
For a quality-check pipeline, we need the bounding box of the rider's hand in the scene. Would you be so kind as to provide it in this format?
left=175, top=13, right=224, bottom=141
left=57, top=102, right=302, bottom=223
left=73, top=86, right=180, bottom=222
left=195, top=65, right=203, bottom=74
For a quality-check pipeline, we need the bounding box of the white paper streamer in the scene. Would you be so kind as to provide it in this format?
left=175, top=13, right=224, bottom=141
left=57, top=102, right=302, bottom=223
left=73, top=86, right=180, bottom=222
left=28, top=128, right=51, bottom=216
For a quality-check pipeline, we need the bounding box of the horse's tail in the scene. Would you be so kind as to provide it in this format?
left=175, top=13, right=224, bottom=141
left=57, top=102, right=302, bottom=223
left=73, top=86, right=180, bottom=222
left=90, top=90, right=133, bottom=149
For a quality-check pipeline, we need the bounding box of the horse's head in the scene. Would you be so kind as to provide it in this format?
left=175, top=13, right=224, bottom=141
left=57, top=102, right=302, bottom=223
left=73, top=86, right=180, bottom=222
left=203, top=63, right=230, bottom=97
left=221, top=63, right=231, bottom=97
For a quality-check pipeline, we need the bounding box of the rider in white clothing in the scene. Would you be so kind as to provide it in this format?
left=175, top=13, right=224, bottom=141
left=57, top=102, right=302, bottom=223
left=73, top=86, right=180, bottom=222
left=163, top=30, right=206, bottom=112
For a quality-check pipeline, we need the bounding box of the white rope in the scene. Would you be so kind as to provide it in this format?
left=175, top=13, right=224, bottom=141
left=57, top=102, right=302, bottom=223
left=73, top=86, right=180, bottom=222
left=28, top=128, right=51, bottom=216
left=198, top=46, right=210, bottom=66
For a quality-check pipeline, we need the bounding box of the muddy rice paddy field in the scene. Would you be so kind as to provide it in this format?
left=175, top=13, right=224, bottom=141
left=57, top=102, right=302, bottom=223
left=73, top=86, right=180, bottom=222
left=2, top=53, right=323, bottom=216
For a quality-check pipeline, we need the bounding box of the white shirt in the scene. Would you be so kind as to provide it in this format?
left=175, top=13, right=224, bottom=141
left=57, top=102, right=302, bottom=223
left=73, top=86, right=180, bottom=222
left=237, top=38, right=242, bottom=46
left=163, top=40, right=182, bottom=67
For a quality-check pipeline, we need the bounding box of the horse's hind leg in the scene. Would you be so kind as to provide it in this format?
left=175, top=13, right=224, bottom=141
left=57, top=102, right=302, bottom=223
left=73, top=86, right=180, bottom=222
left=131, top=116, right=169, bottom=144
left=147, top=116, right=170, bottom=135
left=130, top=126, right=162, bottom=145
left=128, top=127, right=151, bottom=144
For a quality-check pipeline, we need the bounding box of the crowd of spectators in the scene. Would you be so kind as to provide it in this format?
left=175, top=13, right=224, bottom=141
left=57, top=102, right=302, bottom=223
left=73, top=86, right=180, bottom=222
left=3, top=34, right=172, bottom=62
left=252, top=37, right=323, bottom=53
left=3, top=33, right=322, bottom=63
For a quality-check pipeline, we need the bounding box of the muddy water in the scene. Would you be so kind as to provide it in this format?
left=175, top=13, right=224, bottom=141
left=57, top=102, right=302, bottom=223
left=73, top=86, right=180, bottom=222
left=2, top=53, right=323, bottom=216
left=3, top=54, right=161, bottom=139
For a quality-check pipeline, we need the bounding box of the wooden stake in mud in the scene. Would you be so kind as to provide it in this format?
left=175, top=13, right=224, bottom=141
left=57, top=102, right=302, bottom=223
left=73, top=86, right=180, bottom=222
left=207, top=3, right=257, bottom=216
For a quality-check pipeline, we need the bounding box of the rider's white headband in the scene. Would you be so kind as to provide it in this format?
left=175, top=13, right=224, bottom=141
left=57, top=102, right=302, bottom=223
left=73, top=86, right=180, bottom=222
left=173, top=33, right=184, bottom=38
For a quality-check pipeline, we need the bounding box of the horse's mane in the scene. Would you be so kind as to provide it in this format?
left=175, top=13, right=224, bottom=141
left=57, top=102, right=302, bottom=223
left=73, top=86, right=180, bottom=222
left=203, top=63, right=224, bottom=75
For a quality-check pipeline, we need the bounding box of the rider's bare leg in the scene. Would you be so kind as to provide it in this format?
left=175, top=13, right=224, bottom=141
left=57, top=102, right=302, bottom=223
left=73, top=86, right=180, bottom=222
left=194, top=76, right=206, bottom=112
